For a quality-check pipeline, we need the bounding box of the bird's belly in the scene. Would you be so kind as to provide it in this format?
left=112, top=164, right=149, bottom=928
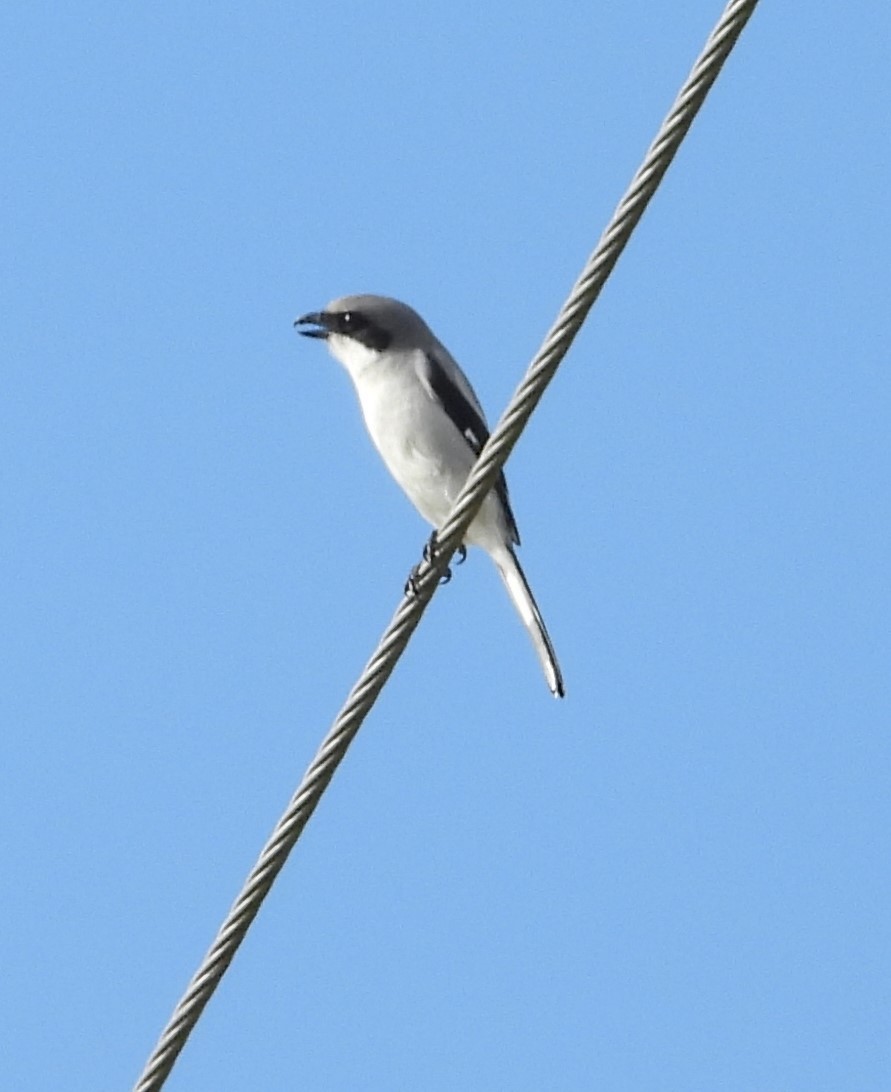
left=359, top=383, right=474, bottom=529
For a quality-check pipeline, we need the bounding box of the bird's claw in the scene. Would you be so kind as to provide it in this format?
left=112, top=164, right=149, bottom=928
left=407, top=533, right=459, bottom=596
left=404, top=565, right=423, bottom=598
left=405, top=561, right=453, bottom=596
left=422, top=531, right=439, bottom=564
left=424, top=532, right=466, bottom=567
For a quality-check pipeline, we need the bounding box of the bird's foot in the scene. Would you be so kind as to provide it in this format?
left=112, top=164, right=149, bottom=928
left=422, top=531, right=439, bottom=564
left=421, top=531, right=453, bottom=585
left=404, top=564, right=423, bottom=598
left=423, top=531, right=467, bottom=567
left=404, top=561, right=452, bottom=598
left=407, top=531, right=456, bottom=597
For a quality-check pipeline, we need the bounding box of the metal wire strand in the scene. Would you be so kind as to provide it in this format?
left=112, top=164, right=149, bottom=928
left=133, top=2, right=759, bottom=1087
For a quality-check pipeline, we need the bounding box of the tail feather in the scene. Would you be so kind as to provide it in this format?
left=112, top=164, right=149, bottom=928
left=494, top=546, right=565, bottom=698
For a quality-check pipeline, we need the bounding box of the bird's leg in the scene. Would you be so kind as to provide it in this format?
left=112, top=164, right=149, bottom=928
left=424, top=531, right=466, bottom=568
left=404, top=564, right=423, bottom=598
left=422, top=530, right=439, bottom=564
left=404, top=560, right=452, bottom=596
left=411, top=530, right=455, bottom=589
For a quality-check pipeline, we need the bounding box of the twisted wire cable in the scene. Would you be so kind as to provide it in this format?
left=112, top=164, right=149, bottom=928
left=133, top=1, right=759, bottom=1087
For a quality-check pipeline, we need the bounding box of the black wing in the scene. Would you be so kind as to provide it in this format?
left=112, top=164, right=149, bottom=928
left=421, top=351, right=520, bottom=544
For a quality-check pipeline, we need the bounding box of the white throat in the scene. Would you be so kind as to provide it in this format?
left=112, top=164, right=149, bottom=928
left=326, top=334, right=383, bottom=384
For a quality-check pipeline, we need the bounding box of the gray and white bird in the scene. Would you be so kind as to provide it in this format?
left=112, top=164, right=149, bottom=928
left=295, top=294, right=564, bottom=698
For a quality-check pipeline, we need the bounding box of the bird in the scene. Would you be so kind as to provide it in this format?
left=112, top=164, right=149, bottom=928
left=295, top=294, right=564, bottom=698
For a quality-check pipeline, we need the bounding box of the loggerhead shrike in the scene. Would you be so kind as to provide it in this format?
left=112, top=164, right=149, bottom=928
left=295, top=295, right=564, bottom=698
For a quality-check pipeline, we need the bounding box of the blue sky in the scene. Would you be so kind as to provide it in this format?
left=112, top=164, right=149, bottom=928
left=3, top=2, right=889, bottom=1089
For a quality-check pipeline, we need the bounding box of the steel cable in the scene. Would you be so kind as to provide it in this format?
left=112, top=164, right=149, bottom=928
left=134, top=2, right=759, bottom=1086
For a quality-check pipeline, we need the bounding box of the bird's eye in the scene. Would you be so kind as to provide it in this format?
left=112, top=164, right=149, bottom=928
left=337, top=311, right=367, bottom=334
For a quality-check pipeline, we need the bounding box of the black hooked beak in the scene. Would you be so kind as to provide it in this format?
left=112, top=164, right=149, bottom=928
left=294, top=311, right=331, bottom=339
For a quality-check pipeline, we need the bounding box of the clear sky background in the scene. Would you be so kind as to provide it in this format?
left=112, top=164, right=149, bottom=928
left=3, top=2, right=889, bottom=1089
